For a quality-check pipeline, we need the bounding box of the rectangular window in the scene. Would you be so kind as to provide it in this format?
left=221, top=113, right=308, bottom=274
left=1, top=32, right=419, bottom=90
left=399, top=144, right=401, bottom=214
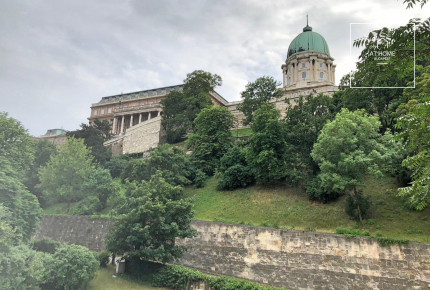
left=302, top=63, right=306, bottom=68
left=108, top=108, right=112, bottom=114
left=101, top=109, right=105, bottom=115
left=93, top=110, right=97, bottom=116
left=302, top=72, right=306, bottom=79
left=320, top=63, right=323, bottom=68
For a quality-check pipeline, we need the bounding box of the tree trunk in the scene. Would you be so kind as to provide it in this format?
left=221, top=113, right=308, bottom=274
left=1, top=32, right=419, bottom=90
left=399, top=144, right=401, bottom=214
left=353, top=186, right=363, bottom=224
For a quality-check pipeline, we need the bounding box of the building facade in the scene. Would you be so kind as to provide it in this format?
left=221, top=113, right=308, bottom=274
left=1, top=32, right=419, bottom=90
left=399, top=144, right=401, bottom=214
left=89, top=22, right=337, bottom=155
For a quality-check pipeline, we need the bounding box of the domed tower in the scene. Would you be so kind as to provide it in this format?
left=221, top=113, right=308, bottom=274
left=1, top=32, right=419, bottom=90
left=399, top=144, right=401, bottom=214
left=281, top=20, right=336, bottom=89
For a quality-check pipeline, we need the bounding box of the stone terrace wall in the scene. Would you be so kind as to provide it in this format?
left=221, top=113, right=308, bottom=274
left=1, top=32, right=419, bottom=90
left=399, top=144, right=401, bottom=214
left=177, top=221, right=430, bottom=290
left=34, top=215, right=112, bottom=252
left=35, top=216, right=430, bottom=289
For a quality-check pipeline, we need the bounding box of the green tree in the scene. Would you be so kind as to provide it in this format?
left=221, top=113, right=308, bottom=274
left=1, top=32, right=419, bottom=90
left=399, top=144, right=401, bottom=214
left=0, top=112, right=34, bottom=175
left=120, top=144, right=202, bottom=186
left=41, top=244, right=99, bottom=290
left=0, top=205, right=45, bottom=289
left=188, top=107, right=234, bottom=175
left=246, top=103, right=290, bottom=183
left=335, top=17, right=430, bottom=132
left=237, top=76, right=283, bottom=125
left=311, top=109, right=400, bottom=221
left=161, top=70, right=222, bottom=143
left=0, top=113, right=41, bottom=240
left=24, top=140, right=57, bottom=207
left=395, top=67, right=430, bottom=210
left=67, top=119, right=112, bottom=165
left=38, top=137, right=95, bottom=208
left=106, top=172, right=196, bottom=264
left=284, top=94, right=337, bottom=183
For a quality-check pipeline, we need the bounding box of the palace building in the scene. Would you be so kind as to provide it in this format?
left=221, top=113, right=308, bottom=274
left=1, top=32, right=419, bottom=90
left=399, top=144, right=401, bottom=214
left=89, top=21, right=336, bottom=155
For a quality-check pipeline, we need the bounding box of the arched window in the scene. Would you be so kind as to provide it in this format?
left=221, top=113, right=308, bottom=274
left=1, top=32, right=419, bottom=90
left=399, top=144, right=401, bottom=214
left=320, top=72, right=324, bottom=79
left=302, top=63, right=306, bottom=68
left=302, top=72, right=306, bottom=79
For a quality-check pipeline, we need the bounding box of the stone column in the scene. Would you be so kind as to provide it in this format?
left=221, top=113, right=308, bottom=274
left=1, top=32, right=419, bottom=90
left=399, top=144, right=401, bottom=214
left=130, top=114, right=134, bottom=128
left=120, top=115, right=125, bottom=134
left=139, top=113, right=142, bottom=124
left=149, top=112, right=152, bottom=120
left=328, top=63, right=332, bottom=83
left=112, top=117, right=117, bottom=135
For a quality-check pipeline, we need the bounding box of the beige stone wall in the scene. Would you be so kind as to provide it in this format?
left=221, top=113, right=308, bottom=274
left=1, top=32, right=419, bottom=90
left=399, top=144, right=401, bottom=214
left=122, top=116, right=162, bottom=154
left=177, top=221, right=430, bottom=289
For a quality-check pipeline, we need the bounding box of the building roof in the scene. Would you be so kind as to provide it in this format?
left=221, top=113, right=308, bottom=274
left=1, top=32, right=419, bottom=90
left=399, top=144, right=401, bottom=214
left=287, top=25, right=330, bottom=58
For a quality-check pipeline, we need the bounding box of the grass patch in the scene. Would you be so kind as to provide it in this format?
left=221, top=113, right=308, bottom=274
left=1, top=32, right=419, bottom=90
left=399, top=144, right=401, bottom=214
left=184, top=175, right=430, bottom=243
left=89, top=265, right=165, bottom=290
left=231, top=127, right=252, bottom=138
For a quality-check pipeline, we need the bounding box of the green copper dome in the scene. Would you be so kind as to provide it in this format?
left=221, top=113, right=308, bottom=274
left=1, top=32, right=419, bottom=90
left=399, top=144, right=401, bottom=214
left=287, top=25, right=330, bottom=58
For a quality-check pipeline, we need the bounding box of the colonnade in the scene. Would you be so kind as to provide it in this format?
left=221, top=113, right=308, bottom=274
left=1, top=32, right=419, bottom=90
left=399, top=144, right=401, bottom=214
left=112, top=110, right=160, bottom=135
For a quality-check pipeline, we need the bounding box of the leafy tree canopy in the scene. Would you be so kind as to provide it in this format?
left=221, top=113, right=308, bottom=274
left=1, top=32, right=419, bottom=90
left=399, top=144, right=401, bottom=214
left=237, top=76, right=283, bottom=125
left=161, top=70, right=221, bottom=143
left=395, top=66, right=430, bottom=210
left=246, top=103, right=290, bottom=183
left=311, top=109, right=402, bottom=220
left=188, top=107, right=234, bottom=175
left=284, top=94, right=337, bottom=182
left=107, top=172, right=196, bottom=264
left=67, top=119, right=112, bottom=165
left=334, top=17, right=430, bottom=132
left=38, top=137, right=95, bottom=206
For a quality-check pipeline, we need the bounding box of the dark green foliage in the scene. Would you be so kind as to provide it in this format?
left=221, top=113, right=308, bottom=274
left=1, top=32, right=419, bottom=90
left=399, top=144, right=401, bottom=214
left=98, top=251, right=110, bottom=267
left=237, top=76, right=283, bottom=125
left=81, top=167, right=115, bottom=210
left=335, top=228, right=371, bottom=237
left=337, top=18, right=430, bottom=132
left=217, top=164, right=255, bottom=190
left=376, top=237, right=409, bottom=246
left=41, top=244, right=99, bottom=290
left=121, top=144, right=199, bottom=186
left=246, top=104, right=290, bottom=183
left=105, top=154, right=133, bottom=178
left=161, top=70, right=222, bottom=143
left=67, top=119, right=112, bottom=165
left=305, top=175, right=343, bottom=203
left=188, top=107, right=235, bottom=175
left=31, top=238, right=59, bottom=254
left=72, top=196, right=103, bottom=215
left=24, top=140, right=57, bottom=207
left=284, top=94, right=337, bottom=183
left=345, top=190, right=372, bottom=221
left=106, top=172, right=196, bottom=263
left=152, top=265, right=282, bottom=290
left=217, top=144, right=255, bottom=190
left=0, top=205, right=45, bottom=289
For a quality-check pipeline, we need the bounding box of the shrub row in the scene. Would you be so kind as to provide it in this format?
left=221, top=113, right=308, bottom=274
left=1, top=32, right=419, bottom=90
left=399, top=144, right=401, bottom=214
left=152, top=265, right=283, bottom=290
left=335, top=228, right=409, bottom=246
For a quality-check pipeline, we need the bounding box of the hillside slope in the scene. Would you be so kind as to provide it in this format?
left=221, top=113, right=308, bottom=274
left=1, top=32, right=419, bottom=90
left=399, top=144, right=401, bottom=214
left=184, top=175, right=430, bottom=243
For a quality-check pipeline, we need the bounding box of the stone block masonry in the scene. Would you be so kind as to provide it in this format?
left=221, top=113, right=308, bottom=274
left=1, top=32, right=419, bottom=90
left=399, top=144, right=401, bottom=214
left=176, top=221, right=430, bottom=289
left=35, top=216, right=430, bottom=289
left=34, top=215, right=112, bottom=252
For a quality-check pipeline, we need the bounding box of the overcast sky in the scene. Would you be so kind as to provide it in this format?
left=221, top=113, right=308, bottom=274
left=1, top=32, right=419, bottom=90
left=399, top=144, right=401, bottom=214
left=1, top=0, right=428, bottom=136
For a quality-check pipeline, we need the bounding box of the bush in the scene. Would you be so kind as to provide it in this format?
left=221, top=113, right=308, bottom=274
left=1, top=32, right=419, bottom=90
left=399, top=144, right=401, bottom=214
left=217, top=164, right=255, bottom=190
left=306, top=176, right=343, bottom=203
left=335, top=228, right=371, bottom=237
left=345, top=190, right=372, bottom=221
left=152, top=265, right=281, bottom=289
left=98, top=251, right=110, bottom=267
left=41, top=244, right=99, bottom=290
left=72, top=195, right=103, bottom=215
left=193, top=169, right=207, bottom=188
left=32, top=238, right=59, bottom=254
